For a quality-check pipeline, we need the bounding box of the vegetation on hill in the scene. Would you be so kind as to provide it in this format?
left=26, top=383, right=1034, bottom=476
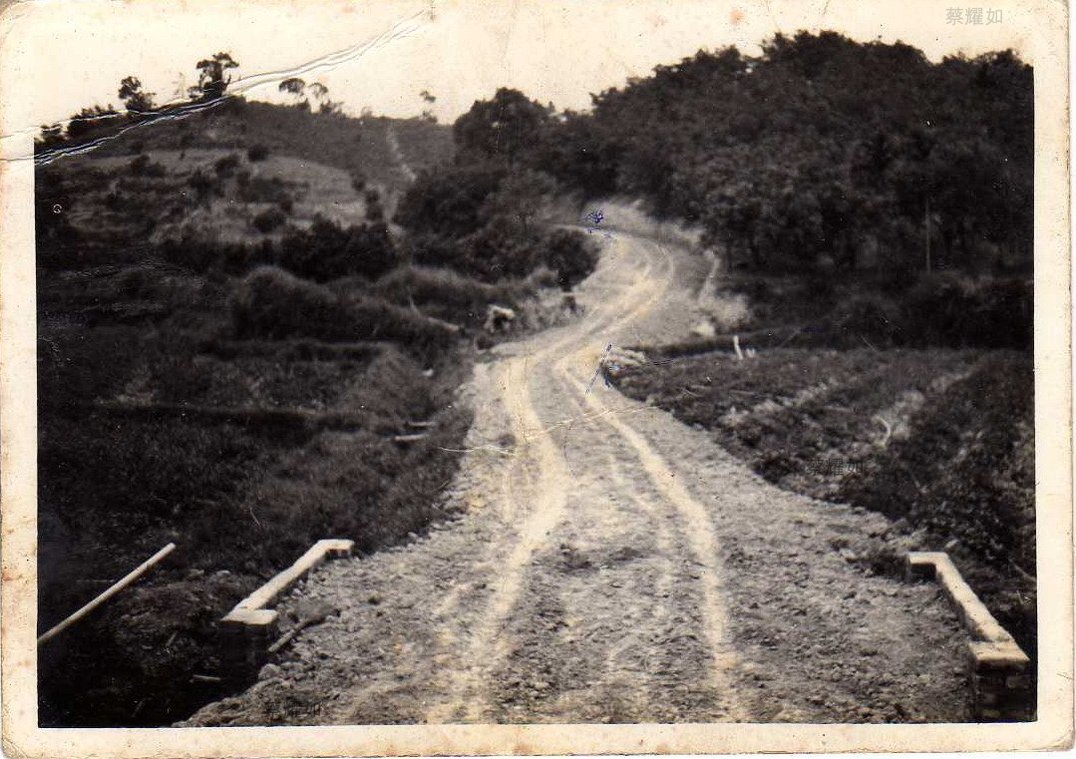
left=526, top=32, right=1032, bottom=277
left=35, top=57, right=596, bottom=727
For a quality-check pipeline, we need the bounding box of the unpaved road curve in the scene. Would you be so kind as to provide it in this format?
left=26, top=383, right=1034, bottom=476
left=185, top=218, right=970, bottom=726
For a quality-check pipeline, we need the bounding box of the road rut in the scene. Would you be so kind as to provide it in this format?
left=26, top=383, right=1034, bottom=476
left=184, top=221, right=970, bottom=726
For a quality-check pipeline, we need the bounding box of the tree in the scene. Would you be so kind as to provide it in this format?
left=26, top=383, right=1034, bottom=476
left=453, top=88, right=551, bottom=164
left=295, top=82, right=339, bottom=114
left=66, top=104, right=119, bottom=139
left=394, top=163, right=506, bottom=238
left=420, top=90, right=437, bottom=122
left=480, top=169, right=556, bottom=236
left=189, top=52, right=238, bottom=101
left=118, top=76, right=155, bottom=115
left=36, top=123, right=66, bottom=149
left=278, top=77, right=307, bottom=106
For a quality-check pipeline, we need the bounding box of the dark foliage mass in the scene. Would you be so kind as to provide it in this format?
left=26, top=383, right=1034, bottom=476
left=395, top=116, right=598, bottom=287
left=522, top=33, right=1032, bottom=276
left=395, top=163, right=508, bottom=238
left=277, top=218, right=399, bottom=281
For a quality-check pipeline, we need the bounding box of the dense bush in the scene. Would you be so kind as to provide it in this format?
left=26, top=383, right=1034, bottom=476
left=232, top=265, right=457, bottom=350
left=372, top=266, right=523, bottom=325
left=251, top=206, right=287, bottom=233
left=543, top=228, right=599, bottom=290
left=246, top=143, right=270, bottom=162
left=158, top=232, right=260, bottom=274
left=451, top=217, right=542, bottom=281
left=394, top=163, right=506, bottom=238
left=902, top=274, right=1033, bottom=348
left=213, top=153, right=241, bottom=177
left=396, top=169, right=599, bottom=286
left=828, top=274, right=1032, bottom=350
left=231, top=266, right=351, bottom=340
left=129, top=154, right=166, bottom=178
left=186, top=170, right=220, bottom=203
left=729, top=269, right=1033, bottom=351
left=238, top=175, right=291, bottom=205
left=830, top=292, right=904, bottom=345
left=364, top=188, right=384, bottom=222
left=344, top=296, right=459, bottom=349
left=35, top=170, right=81, bottom=270
left=277, top=217, right=400, bottom=281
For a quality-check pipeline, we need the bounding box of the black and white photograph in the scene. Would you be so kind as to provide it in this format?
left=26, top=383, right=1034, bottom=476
left=0, top=0, right=1071, bottom=755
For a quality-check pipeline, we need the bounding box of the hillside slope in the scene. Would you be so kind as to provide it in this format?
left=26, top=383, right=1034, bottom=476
left=91, top=99, right=454, bottom=197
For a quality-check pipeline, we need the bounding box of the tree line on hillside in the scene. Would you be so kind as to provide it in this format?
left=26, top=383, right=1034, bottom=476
left=36, top=53, right=338, bottom=157
left=38, top=31, right=1032, bottom=299
left=36, top=52, right=243, bottom=154
left=444, top=32, right=1032, bottom=276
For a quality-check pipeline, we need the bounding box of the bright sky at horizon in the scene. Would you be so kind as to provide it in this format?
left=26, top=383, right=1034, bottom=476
left=3, top=0, right=1034, bottom=131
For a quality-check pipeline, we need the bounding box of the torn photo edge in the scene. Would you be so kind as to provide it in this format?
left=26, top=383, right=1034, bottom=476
left=0, top=0, right=1070, bottom=755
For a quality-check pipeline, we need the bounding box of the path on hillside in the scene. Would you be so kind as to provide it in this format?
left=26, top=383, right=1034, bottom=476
left=184, top=216, right=969, bottom=726
left=385, top=124, right=417, bottom=184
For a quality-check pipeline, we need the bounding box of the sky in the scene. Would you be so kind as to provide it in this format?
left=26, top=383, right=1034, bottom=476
left=0, top=0, right=1039, bottom=132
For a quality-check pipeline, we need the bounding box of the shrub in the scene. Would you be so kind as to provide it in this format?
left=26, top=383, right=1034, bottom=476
left=251, top=207, right=287, bottom=234
left=454, top=220, right=541, bottom=281
left=372, top=266, right=523, bottom=325
left=158, top=231, right=257, bottom=274
left=186, top=170, right=219, bottom=203
left=214, top=153, right=241, bottom=177
left=231, top=266, right=351, bottom=340
left=230, top=266, right=455, bottom=350
left=246, top=144, right=270, bottom=162
left=394, top=163, right=507, bottom=238
left=345, top=296, right=459, bottom=349
left=540, top=228, right=599, bottom=290
left=351, top=172, right=367, bottom=192
left=902, top=274, right=1032, bottom=349
left=238, top=176, right=290, bottom=205
left=277, top=217, right=400, bottom=282
left=830, top=292, right=903, bottom=346
left=405, top=233, right=467, bottom=272
left=129, top=154, right=166, bottom=178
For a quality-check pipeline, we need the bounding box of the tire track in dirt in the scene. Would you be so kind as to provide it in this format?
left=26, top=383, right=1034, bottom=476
left=424, top=240, right=673, bottom=721
left=183, top=218, right=969, bottom=727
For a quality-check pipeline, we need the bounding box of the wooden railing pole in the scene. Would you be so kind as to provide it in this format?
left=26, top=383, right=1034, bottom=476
left=37, top=542, right=177, bottom=646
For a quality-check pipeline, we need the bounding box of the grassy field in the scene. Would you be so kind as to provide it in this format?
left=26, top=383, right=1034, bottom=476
left=610, top=278, right=1036, bottom=662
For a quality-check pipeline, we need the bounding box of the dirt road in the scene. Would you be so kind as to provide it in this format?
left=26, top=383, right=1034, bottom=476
left=185, top=216, right=969, bottom=726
